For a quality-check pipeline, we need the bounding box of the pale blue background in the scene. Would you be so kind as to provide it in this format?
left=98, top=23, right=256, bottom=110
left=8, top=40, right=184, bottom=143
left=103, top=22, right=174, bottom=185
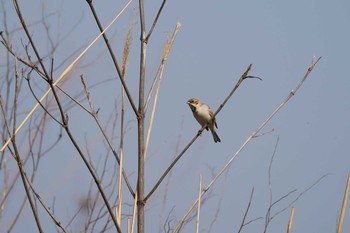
left=0, top=0, right=349, bottom=232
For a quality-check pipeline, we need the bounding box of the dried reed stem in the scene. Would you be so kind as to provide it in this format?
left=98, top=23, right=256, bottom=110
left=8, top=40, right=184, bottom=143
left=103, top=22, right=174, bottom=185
left=144, top=22, right=181, bottom=159
left=195, top=174, right=202, bottom=233
left=287, top=207, right=295, bottom=233
left=131, top=192, right=138, bottom=233
left=337, top=172, right=350, bottom=233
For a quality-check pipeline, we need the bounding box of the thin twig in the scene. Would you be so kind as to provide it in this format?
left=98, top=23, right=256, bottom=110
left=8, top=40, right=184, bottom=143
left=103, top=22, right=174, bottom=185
left=265, top=136, right=280, bottom=231
left=86, top=0, right=138, bottom=116
left=80, top=76, right=135, bottom=197
left=55, top=85, right=92, bottom=115
left=237, top=188, right=255, bottom=233
left=264, top=189, right=297, bottom=232
left=145, top=0, right=167, bottom=42
left=25, top=77, right=63, bottom=127
left=271, top=173, right=329, bottom=220
left=24, top=166, right=68, bottom=232
left=0, top=33, right=46, bottom=79
left=13, top=0, right=50, bottom=80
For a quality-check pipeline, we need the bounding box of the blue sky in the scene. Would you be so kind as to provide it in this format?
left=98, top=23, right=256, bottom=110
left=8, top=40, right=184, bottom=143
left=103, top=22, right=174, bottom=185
left=1, top=0, right=349, bottom=232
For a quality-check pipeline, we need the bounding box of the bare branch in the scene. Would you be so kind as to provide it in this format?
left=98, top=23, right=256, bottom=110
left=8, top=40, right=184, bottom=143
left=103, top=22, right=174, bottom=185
left=173, top=56, right=321, bottom=232
left=13, top=0, right=50, bottom=80
left=237, top=188, right=256, bottom=233
left=145, top=64, right=253, bottom=203
left=145, top=0, right=167, bottom=42
left=86, top=0, right=138, bottom=116
left=80, top=76, right=135, bottom=197
left=25, top=76, right=63, bottom=127
left=273, top=173, right=329, bottom=221
left=23, top=163, right=68, bottom=232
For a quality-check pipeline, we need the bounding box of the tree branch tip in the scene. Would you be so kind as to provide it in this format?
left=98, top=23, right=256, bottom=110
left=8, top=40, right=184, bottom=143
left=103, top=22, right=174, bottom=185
left=253, top=128, right=275, bottom=138
left=245, top=76, right=262, bottom=81
left=312, top=56, right=322, bottom=63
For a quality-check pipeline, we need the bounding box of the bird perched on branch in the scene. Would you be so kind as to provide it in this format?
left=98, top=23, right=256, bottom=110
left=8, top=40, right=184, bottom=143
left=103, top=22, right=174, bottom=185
left=187, top=98, right=221, bottom=143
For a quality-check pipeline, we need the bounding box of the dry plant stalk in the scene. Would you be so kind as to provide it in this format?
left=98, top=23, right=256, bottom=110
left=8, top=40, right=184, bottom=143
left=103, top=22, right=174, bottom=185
left=144, top=22, right=181, bottom=159
left=337, top=172, right=350, bottom=233
left=287, top=207, right=295, bottom=233
left=173, top=56, right=321, bottom=232
left=116, top=16, right=135, bottom=226
left=116, top=145, right=124, bottom=225
left=195, top=174, right=202, bottom=233
left=131, top=192, right=138, bottom=233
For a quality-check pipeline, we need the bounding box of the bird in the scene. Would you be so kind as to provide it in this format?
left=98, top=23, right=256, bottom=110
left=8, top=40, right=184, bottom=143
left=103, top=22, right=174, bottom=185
left=187, top=98, right=221, bottom=143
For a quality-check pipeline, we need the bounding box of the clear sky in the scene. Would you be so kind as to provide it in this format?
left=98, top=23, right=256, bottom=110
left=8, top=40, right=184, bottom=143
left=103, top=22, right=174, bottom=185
left=1, top=0, right=349, bottom=232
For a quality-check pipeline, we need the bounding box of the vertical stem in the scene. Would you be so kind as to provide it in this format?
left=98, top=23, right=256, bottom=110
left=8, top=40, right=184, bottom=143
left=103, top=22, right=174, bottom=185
left=117, top=74, right=126, bottom=226
left=287, top=207, right=295, bottom=233
left=195, top=174, right=202, bottom=233
left=337, top=172, right=350, bottom=233
left=138, top=0, right=146, bottom=233
left=9, top=59, right=43, bottom=232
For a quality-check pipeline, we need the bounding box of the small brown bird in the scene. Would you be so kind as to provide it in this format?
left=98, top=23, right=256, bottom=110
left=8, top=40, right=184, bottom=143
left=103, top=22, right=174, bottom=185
left=187, top=98, right=221, bottom=143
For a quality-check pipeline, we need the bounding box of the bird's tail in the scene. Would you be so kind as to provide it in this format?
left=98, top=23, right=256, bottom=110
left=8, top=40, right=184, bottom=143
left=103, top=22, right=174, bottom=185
left=211, top=130, right=221, bottom=143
